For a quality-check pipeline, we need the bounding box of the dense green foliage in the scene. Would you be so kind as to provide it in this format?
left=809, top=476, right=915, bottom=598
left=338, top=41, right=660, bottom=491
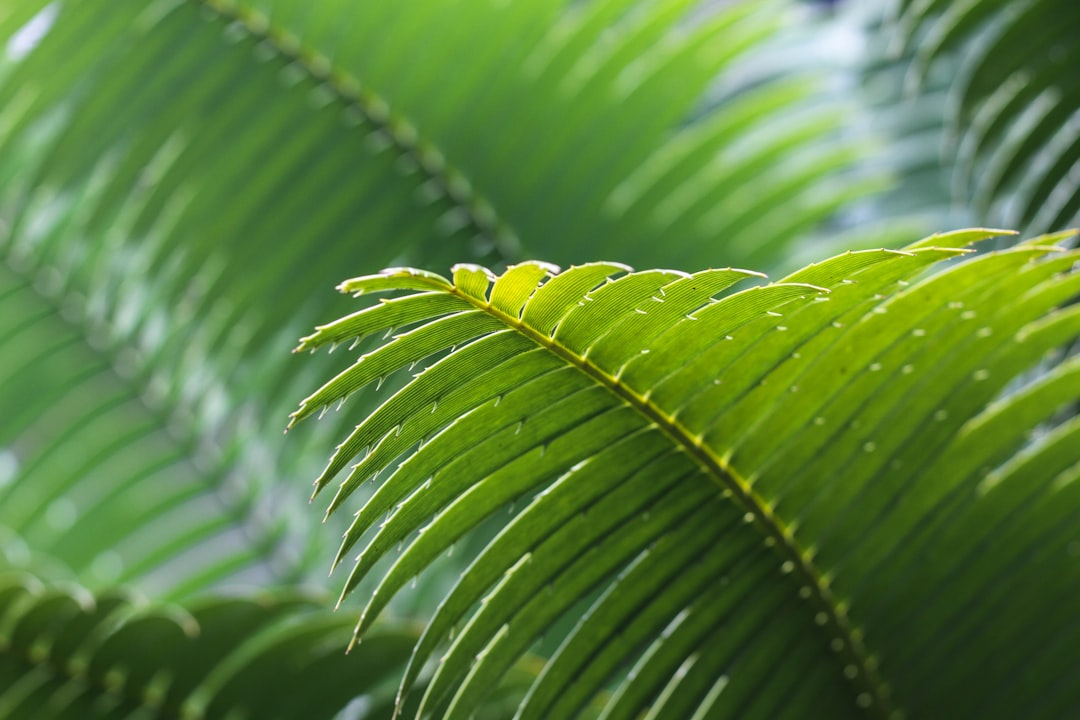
left=0, top=573, right=417, bottom=719
left=0, top=0, right=1077, bottom=717
left=292, top=230, right=1080, bottom=719
left=889, top=0, right=1080, bottom=231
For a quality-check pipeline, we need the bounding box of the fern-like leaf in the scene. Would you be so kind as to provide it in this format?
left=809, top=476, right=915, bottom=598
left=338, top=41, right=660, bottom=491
left=292, top=229, right=1080, bottom=719
left=0, top=572, right=418, bottom=719
left=0, top=0, right=888, bottom=598
left=889, top=0, right=1080, bottom=232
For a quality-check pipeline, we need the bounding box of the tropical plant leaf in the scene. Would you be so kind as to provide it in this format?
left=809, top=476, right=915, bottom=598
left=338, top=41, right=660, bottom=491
left=213, top=0, right=884, bottom=269
left=0, top=0, right=882, bottom=271
left=0, top=571, right=421, bottom=719
left=0, top=260, right=293, bottom=599
left=886, top=0, right=1080, bottom=233
left=0, top=0, right=887, bottom=598
left=292, top=229, right=1080, bottom=719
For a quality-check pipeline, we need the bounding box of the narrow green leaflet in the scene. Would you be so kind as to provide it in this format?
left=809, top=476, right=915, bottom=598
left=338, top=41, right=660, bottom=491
left=0, top=572, right=417, bottom=719
left=889, top=0, right=1080, bottom=232
left=0, top=0, right=887, bottom=598
left=292, top=229, right=1079, bottom=719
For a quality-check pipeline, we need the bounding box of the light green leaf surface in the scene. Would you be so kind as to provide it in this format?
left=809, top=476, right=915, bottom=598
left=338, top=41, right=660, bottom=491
left=0, top=0, right=882, bottom=598
left=294, top=229, right=1080, bottom=719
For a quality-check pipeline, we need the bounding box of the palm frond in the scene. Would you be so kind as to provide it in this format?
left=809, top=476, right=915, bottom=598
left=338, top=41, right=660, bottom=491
left=0, top=258, right=292, bottom=598
left=292, top=229, right=1080, bottom=719
left=0, top=0, right=887, bottom=597
left=886, top=0, right=1080, bottom=233
left=0, top=571, right=421, bottom=719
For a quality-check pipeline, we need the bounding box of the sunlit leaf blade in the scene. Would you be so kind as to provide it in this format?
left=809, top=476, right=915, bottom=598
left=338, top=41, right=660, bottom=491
left=293, top=229, right=1080, bottom=719
left=0, top=0, right=893, bottom=601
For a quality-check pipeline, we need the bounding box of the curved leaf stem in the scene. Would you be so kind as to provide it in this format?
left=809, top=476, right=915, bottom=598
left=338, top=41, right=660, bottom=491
left=194, top=0, right=521, bottom=259
left=450, top=284, right=899, bottom=720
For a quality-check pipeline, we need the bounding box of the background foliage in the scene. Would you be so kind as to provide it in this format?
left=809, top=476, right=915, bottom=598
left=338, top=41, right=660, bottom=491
left=0, top=0, right=1076, bottom=717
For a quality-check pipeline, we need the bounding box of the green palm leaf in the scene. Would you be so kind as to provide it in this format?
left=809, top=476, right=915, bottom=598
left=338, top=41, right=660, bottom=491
left=887, top=0, right=1080, bottom=232
left=0, top=258, right=297, bottom=598
left=0, top=571, right=421, bottom=719
left=292, top=229, right=1080, bottom=718
left=0, top=0, right=882, bottom=598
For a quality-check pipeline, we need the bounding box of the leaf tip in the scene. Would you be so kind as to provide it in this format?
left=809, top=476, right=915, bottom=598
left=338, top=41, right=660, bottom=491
left=330, top=545, right=350, bottom=574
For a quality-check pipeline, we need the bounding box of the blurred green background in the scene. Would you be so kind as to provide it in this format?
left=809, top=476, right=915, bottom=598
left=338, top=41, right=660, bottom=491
left=0, top=0, right=1077, bottom=716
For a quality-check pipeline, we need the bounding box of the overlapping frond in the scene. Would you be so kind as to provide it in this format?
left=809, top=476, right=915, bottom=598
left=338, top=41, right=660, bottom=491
left=0, top=572, right=419, bottom=719
left=292, top=229, right=1080, bottom=719
left=0, top=0, right=887, bottom=596
left=216, top=0, right=879, bottom=268
left=887, top=0, right=1080, bottom=233
left=0, top=175, right=367, bottom=595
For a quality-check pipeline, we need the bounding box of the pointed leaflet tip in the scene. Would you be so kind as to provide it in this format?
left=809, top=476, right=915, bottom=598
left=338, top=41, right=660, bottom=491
left=516, top=259, right=560, bottom=276
left=904, top=227, right=1018, bottom=251
left=1017, top=229, right=1079, bottom=248
left=449, top=262, right=497, bottom=278
left=310, top=467, right=336, bottom=503
left=728, top=267, right=769, bottom=280
left=293, top=330, right=320, bottom=353
left=330, top=541, right=352, bottom=574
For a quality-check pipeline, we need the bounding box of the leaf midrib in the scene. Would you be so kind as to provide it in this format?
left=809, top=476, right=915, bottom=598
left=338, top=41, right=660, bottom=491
left=194, top=0, right=519, bottom=259
left=188, top=1, right=898, bottom=710
left=451, top=282, right=898, bottom=720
